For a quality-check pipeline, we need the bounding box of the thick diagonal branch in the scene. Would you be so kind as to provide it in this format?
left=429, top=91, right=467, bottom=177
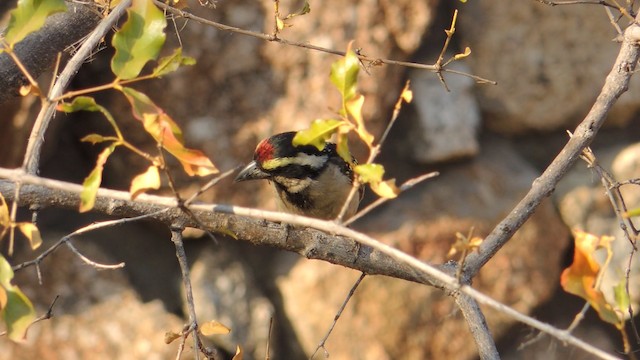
left=462, top=14, right=640, bottom=281
left=0, top=2, right=101, bottom=105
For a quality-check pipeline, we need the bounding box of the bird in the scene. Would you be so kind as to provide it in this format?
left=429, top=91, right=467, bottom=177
left=234, top=131, right=361, bottom=220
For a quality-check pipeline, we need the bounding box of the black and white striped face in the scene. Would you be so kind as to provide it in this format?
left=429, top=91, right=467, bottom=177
left=234, top=131, right=360, bottom=219
left=238, top=132, right=330, bottom=181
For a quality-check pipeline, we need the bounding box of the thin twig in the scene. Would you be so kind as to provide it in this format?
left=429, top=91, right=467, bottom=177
left=153, top=1, right=496, bottom=85
left=266, top=317, right=274, bottom=360
left=170, top=226, right=200, bottom=360
left=536, top=0, right=619, bottom=8
left=344, top=171, right=439, bottom=226
left=183, top=167, right=238, bottom=206
left=0, top=295, right=60, bottom=337
left=12, top=211, right=167, bottom=275
left=310, top=273, right=366, bottom=359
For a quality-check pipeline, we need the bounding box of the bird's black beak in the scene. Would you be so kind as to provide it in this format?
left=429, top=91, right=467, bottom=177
left=234, top=161, right=270, bottom=182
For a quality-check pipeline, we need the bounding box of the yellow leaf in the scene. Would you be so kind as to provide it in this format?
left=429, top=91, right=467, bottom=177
left=448, top=228, right=483, bottom=257
left=560, top=230, right=622, bottom=328
left=454, top=47, right=472, bottom=61
left=0, top=192, right=9, bottom=228
left=200, top=320, right=231, bottom=336
left=17, top=223, right=42, bottom=250
left=335, top=130, right=353, bottom=165
left=354, top=163, right=384, bottom=184
left=346, top=94, right=374, bottom=146
left=232, top=345, right=244, bottom=360
left=19, top=85, right=31, bottom=96
left=400, top=82, right=413, bottom=103
left=370, top=178, right=399, bottom=199
left=164, top=331, right=181, bottom=344
left=130, top=165, right=161, bottom=200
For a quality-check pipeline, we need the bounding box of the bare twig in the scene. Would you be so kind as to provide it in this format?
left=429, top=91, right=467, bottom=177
left=170, top=226, right=200, bottom=360
left=152, top=1, right=496, bottom=85
left=266, top=317, right=274, bottom=360
left=310, top=272, right=366, bottom=359
left=183, top=167, right=238, bottom=206
left=536, top=0, right=619, bottom=9
left=344, top=171, right=439, bottom=226
left=12, top=211, right=167, bottom=276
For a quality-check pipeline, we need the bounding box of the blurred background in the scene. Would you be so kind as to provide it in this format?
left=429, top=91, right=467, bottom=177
left=1, top=0, right=639, bottom=359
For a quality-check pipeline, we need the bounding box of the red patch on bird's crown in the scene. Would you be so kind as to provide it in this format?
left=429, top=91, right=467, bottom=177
left=255, top=138, right=274, bottom=162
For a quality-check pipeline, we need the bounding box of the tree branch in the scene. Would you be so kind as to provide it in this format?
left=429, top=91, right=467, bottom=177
left=0, top=169, right=622, bottom=359
left=461, top=10, right=640, bottom=281
left=454, top=293, right=499, bottom=360
left=0, top=1, right=101, bottom=105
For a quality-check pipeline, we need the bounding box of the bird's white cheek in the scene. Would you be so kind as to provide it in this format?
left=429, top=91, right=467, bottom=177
left=273, top=176, right=312, bottom=193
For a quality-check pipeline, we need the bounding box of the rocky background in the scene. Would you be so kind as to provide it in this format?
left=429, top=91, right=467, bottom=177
left=1, top=0, right=639, bottom=359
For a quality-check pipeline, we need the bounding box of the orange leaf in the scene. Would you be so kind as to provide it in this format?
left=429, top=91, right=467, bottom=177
left=232, top=345, right=244, bottom=360
left=122, top=87, right=218, bottom=176
left=560, top=230, right=621, bottom=327
left=200, top=320, right=231, bottom=336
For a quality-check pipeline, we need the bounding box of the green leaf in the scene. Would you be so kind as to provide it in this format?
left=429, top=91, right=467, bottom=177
left=614, top=280, right=630, bottom=312
left=80, top=144, right=117, bottom=212
left=4, top=0, right=67, bottom=48
left=111, top=0, right=167, bottom=80
left=330, top=44, right=360, bottom=103
left=0, top=255, right=36, bottom=342
left=58, top=97, right=122, bottom=140
left=81, top=134, right=112, bottom=145
left=151, top=48, right=196, bottom=77
left=57, top=96, right=100, bottom=113
left=292, top=119, right=343, bottom=151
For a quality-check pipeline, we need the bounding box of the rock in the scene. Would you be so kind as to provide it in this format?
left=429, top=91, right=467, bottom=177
left=187, top=245, right=274, bottom=359
left=457, top=3, right=640, bottom=134
left=277, top=138, right=569, bottom=359
left=406, top=58, right=481, bottom=163
left=6, top=238, right=185, bottom=359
